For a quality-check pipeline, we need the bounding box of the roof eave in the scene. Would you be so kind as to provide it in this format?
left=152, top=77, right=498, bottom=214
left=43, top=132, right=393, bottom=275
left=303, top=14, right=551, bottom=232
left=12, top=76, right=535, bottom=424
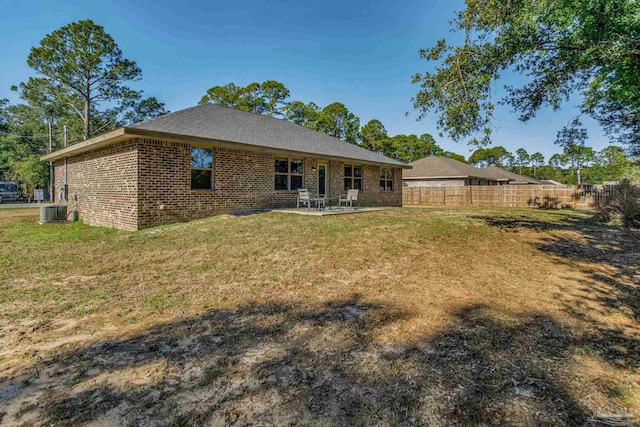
left=40, top=128, right=132, bottom=161
left=41, top=127, right=411, bottom=168
left=402, top=175, right=469, bottom=180
left=403, top=175, right=508, bottom=180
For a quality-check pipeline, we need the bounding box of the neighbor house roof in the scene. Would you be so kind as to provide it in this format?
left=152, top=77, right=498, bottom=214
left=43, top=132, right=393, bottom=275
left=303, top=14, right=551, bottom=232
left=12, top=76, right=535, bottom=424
left=482, top=166, right=541, bottom=184
left=402, top=156, right=497, bottom=180
left=41, top=104, right=409, bottom=168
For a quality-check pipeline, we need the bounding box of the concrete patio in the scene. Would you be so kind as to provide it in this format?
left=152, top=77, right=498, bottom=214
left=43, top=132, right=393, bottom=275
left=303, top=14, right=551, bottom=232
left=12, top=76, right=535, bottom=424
left=271, top=207, right=384, bottom=216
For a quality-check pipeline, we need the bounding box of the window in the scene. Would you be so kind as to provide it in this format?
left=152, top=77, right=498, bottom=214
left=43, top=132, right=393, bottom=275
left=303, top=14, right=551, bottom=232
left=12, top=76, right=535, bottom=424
left=380, top=168, right=393, bottom=191
left=275, top=158, right=303, bottom=191
left=344, top=164, right=362, bottom=191
left=0, top=183, right=17, bottom=192
left=191, top=147, right=213, bottom=190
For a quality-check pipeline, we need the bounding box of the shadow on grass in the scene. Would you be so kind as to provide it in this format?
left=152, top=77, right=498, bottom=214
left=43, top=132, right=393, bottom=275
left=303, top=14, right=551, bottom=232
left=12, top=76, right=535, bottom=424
left=473, top=211, right=640, bottom=325
left=471, top=211, right=594, bottom=232
left=474, top=210, right=640, bottom=418
left=4, top=295, right=639, bottom=425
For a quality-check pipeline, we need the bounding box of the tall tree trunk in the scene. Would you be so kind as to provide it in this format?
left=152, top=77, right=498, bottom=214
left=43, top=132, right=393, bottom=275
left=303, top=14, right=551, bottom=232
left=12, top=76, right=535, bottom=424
left=83, top=99, right=90, bottom=140
left=577, top=164, right=582, bottom=186
left=84, top=70, right=90, bottom=140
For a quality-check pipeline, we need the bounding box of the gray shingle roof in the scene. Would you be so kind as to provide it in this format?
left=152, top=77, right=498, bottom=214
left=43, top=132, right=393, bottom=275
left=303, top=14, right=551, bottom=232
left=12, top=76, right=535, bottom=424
left=402, top=156, right=495, bottom=179
left=483, top=166, right=541, bottom=184
left=129, top=104, right=407, bottom=167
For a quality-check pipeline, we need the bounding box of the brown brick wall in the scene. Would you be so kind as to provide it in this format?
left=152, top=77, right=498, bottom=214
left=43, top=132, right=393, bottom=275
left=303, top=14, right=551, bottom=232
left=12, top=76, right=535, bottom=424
left=56, top=138, right=402, bottom=230
left=328, top=161, right=403, bottom=207
left=136, top=139, right=324, bottom=228
left=53, top=141, right=138, bottom=231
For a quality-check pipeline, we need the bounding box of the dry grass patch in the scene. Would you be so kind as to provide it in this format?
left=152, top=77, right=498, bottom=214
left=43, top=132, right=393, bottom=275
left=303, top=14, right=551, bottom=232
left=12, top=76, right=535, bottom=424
left=0, top=207, right=638, bottom=425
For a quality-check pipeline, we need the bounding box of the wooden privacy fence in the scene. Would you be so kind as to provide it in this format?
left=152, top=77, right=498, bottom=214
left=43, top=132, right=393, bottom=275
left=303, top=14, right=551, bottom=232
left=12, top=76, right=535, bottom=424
left=402, top=185, right=598, bottom=210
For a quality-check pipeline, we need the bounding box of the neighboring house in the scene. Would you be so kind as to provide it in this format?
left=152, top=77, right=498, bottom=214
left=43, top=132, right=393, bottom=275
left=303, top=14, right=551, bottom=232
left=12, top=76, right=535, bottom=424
left=402, top=156, right=504, bottom=187
left=539, top=179, right=564, bottom=185
left=482, top=166, right=541, bottom=185
left=41, top=105, right=408, bottom=230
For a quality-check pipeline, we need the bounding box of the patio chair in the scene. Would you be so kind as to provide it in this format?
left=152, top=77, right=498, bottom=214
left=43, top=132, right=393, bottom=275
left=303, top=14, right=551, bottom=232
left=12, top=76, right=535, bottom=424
left=338, top=189, right=359, bottom=209
left=297, top=189, right=312, bottom=209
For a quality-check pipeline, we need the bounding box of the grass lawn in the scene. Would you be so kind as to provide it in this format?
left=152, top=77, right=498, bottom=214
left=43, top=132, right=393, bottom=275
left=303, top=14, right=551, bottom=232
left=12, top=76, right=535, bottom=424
left=0, top=207, right=638, bottom=425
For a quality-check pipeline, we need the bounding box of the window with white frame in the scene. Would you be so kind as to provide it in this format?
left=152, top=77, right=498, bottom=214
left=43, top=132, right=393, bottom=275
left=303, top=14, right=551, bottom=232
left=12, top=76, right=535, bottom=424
left=275, top=158, right=304, bottom=191
left=380, top=168, right=393, bottom=191
left=343, top=164, right=362, bottom=191
left=191, top=147, right=213, bottom=190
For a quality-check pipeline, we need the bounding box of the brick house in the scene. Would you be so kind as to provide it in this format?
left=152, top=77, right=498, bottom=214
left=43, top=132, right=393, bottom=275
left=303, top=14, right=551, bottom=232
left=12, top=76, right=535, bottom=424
left=481, top=166, right=541, bottom=185
left=42, top=105, right=409, bottom=231
left=403, top=156, right=505, bottom=187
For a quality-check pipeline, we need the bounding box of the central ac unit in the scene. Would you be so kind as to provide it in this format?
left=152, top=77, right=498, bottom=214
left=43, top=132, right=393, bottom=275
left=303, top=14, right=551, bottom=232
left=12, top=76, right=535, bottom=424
left=40, top=205, right=68, bottom=224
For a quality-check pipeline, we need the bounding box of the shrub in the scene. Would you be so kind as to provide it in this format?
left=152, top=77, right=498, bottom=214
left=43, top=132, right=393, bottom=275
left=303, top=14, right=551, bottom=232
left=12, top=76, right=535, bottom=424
left=594, top=180, right=640, bottom=228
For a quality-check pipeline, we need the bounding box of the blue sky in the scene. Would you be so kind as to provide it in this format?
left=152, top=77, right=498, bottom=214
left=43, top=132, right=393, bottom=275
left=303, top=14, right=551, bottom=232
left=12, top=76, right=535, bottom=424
left=0, top=0, right=612, bottom=159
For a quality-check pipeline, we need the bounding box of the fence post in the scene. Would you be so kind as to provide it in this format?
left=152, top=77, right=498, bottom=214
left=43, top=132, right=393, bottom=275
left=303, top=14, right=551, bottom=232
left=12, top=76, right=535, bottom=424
left=501, top=186, right=505, bottom=207
left=443, top=187, right=446, bottom=206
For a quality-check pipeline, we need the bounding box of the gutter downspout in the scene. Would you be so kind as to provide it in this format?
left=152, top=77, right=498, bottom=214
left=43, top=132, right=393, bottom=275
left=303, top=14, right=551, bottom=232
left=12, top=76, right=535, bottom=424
left=48, top=121, right=52, bottom=203
left=64, top=125, right=68, bottom=202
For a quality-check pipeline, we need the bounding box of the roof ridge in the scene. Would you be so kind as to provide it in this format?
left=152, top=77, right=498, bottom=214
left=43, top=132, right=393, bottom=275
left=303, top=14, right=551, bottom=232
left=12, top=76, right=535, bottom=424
left=481, top=165, right=540, bottom=183
left=129, top=104, right=206, bottom=128
left=202, top=104, right=405, bottom=164
left=121, top=104, right=407, bottom=167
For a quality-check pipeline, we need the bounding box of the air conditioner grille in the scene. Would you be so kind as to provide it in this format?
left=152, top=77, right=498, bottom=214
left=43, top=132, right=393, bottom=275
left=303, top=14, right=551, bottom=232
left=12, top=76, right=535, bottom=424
left=40, top=205, right=67, bottom=223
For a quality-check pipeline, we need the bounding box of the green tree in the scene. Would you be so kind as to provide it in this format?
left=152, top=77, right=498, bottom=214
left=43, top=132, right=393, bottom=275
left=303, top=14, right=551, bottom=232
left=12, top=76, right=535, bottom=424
left=563, top=145, right=595, bottom=185
left=468, top=148, right=488, bottom=167
left=469, top=146, right=510, bottom=168
left=548, top=154, right=566, bottom=170
left=530, top=152, right=545, bottom=177
left=547, top=154, right=567, bottom=183
left=389, top=133, right=442, bottom=163
left=503, top=152, right=516, bottom=171
left=412, top=0, right=640, bottom=153
left=199, top=82, right=364, bottom=143
left=199, top=80, right=290, bottom=117
left=488, top=146, right=510, bottom=167
left=22, top=20, right=146, bottom=140
left=373, top=134, right=434, bottom=163
left=0, top=99, right=7, bottom=128
left=199, top=82, right=265, bottom=114
left=199, top=83, right=246, bottom=108
left=591, top=145, right=631, bottom=183
left=360, top=119, right=388, bottom=152
left=10, top=154, right=49, bottom=199
left=555, top=119, right=593, bottom=185
left=120, top=97, right=167, bottom=125
left=283, top=101, right=321, bottom=127
left=515, top=148, right=530, bottom=174
left=238, top=82, right=265, bottom=114
left=0, top=101, right=53, bottom=194
left=315, top=102, right=360, bottom=144
left=260, top=80, right=290, bottom=117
